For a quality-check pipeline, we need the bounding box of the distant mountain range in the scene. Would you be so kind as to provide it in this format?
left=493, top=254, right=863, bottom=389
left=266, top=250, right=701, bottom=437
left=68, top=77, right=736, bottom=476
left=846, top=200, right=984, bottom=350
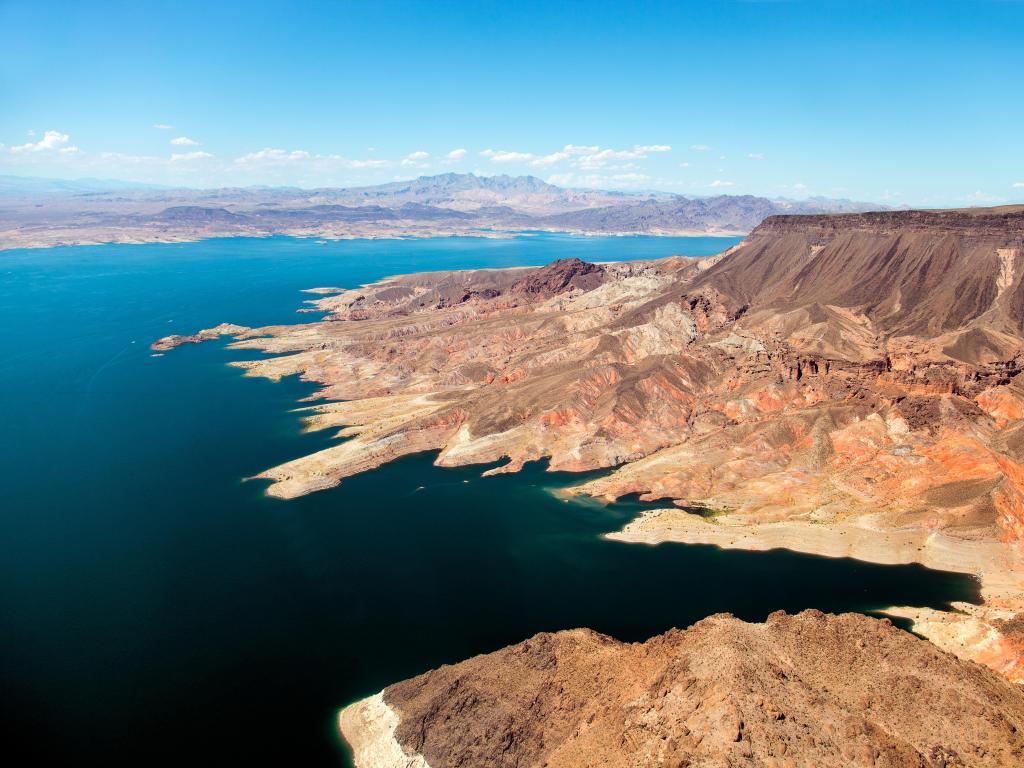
left=0, top=174, right=166, bottom=196
left=0, top=172, right=886, bottom=250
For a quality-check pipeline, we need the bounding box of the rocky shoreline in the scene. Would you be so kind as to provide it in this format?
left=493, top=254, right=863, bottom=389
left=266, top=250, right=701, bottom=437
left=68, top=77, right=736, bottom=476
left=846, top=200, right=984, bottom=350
left=154, top=206, right=1024, bottom=762
left=604, top=508, right=1024, bottom=681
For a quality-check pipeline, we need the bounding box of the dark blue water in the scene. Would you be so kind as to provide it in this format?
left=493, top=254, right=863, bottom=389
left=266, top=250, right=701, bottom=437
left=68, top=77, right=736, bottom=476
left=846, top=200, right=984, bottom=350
left=0, top=234, right=979, bottom=767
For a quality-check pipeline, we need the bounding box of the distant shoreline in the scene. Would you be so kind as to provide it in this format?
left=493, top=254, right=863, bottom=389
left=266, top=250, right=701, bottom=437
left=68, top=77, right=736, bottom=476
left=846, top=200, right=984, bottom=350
left=0, top=226, right=747, bottom=253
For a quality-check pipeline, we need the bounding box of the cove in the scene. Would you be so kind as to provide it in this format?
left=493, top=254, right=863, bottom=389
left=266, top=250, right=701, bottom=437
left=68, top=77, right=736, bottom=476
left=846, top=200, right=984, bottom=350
left=0, top=235, right=979, bottom=767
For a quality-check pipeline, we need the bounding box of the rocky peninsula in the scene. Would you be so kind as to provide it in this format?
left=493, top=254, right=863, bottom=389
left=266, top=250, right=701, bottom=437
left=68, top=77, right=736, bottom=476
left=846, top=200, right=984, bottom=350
left=156, top=205, right=1024, bottom=762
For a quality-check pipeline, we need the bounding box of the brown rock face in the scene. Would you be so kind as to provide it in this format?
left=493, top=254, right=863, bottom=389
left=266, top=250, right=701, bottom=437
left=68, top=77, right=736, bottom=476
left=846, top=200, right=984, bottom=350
left=692, top=209, right=1024, bottom=341
left=358, top=611, right=1024, bottom=768
left=508, top=257, right=606, bottom=296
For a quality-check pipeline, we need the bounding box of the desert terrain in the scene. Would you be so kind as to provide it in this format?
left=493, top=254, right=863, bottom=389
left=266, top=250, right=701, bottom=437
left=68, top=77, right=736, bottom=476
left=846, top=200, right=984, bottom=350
left=156, top=205, right=1024, bottom=765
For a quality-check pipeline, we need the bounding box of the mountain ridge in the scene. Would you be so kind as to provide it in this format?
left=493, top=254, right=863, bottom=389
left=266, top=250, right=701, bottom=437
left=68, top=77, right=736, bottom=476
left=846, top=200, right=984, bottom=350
left=0, top=172, right=885, bottom=250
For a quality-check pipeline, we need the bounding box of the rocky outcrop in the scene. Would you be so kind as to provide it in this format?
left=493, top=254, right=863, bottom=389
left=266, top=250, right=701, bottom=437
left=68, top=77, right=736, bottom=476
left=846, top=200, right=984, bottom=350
left=753, top=206, right=1024, bottom=236
left=341, top=611, right=1024, bottom=768
left=151, top=323, right=250, bottom=351
left=508, top=257, right=605, bottom=296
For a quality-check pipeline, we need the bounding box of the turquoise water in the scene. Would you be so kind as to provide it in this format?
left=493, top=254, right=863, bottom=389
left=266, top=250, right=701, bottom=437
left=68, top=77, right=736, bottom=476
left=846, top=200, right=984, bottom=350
left=0, top=234, right=979, bottom=767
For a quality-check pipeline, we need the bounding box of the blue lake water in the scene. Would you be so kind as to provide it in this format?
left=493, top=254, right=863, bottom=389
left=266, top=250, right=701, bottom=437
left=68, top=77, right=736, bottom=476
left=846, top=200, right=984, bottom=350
left=0, top=234, right=980, bottom=766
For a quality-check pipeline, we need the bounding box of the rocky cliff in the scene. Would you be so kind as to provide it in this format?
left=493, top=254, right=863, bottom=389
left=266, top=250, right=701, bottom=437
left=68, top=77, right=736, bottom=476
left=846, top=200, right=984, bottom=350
left=692, top=206, right=1024, bottom=344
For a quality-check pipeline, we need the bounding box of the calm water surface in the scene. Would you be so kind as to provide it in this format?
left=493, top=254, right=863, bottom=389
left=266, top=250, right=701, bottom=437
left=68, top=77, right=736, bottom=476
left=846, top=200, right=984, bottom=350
left=0, top=234, right=979, bottom=766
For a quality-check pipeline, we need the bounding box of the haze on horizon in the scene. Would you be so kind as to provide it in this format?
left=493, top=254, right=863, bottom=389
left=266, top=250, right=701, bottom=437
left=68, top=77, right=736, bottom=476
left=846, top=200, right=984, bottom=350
left=1, top=0, right=1022, bottom=207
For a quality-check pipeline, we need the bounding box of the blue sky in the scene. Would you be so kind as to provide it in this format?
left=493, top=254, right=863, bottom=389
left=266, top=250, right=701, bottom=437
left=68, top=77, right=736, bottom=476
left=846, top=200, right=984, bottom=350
left=1, top=0, right=1022, bottom=205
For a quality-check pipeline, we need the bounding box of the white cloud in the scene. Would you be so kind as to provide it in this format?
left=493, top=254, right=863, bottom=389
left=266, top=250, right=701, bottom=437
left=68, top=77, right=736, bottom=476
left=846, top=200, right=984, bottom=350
left=153, top=123, right=174, bottom=130
left=231, top=148, right=389, bottom=174
left=611, top=172, right=651, bottom=184
left=482, top=148, right=560, bottom=165
left=3, top=146, right=189, bottom=174
left=10, top=130, right=71, bottom=153
left=567, top=144, right=669, bottom=169
left=546, top=171, right=651, bottom=189
left=709, top=180, right=735, bottom=188
left=0, top=136, right=684, bottom=189
left=529, top=151, right=571, bottom=167
left=170, top=151, right=214, bottom=162
left=234, top=148, right=311, bottom=164
left=961, top=190, right=1005, bottom=203
left=0, top=136, right=399, bottom=186
left=1014, top=182, right=1024, bottom=188
left=679, top=162, right=690, bottom=168
left=690, top=144, right=712, bottom=152
left=748, top=153, right=764, bottom=160
left=97, top=151, right=161, bottom=164
left=480, top=143, right=671, bottom=170
left=401, top=150, right=430, bottom=168
left=577, top=149, right=641, bottom=169
left=776, top=182, right=810, bottom=196
left=480, top=149, right=535, bottom=163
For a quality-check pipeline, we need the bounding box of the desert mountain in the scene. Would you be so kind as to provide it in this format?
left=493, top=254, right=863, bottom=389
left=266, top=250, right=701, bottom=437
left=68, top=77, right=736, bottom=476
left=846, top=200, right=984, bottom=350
left=341, top=610, right=1024, bottom=768
left=693, top=207, right=1024, bottom=344
left=0, top=173, right=165, bottom=196
left=0, top=172, right=881, bottom=249
left=537, top=193, right=865, bottom=234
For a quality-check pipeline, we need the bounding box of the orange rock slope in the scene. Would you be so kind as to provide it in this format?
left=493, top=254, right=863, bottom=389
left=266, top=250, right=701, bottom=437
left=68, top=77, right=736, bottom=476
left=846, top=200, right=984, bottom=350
left=157, top=206, right=1024, bottom=679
